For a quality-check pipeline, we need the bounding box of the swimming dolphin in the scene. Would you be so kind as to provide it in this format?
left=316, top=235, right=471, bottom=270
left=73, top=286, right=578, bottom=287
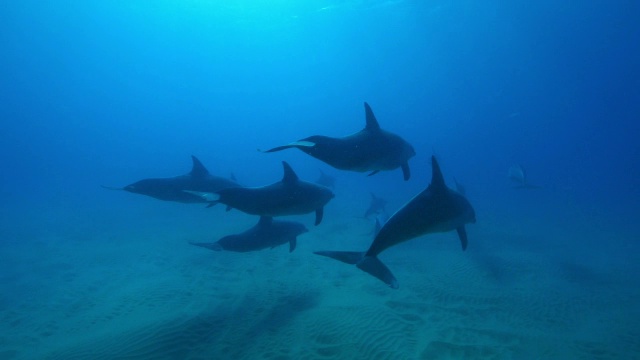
left=508, top=164, right=540, bottom=189
left=315, top=169, right=336, bottom=189
left=102, top=156, right=241, bottom=203
left=314, top=156, right=476, bottom=289
left=363, top=192, right=388, bottom=218
left=262, top=102, right=416, bottom=180
left=186, top=161, right=335, bottom=225
left=190, top=216, right=308, bottom=253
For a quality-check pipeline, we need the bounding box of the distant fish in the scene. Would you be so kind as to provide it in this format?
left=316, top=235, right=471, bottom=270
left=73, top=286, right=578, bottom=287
left=364, top=192, right=388, bottom=218
left=508, top=164, right=541, bottom=189
left=190, top=216, right=308, bottom=253
left=315, top=169, right=336, bottom=189
left=186, top=162, right=335, bottom=225
left=101, top=156, right=240, bottom=203
left=262, top=102, right=416, bottom=181
left=315, top=156, right=476, bottom=289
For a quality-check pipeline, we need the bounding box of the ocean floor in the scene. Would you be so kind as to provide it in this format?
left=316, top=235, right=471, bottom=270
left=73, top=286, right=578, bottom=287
left=1, top=199, right=639, bottom=360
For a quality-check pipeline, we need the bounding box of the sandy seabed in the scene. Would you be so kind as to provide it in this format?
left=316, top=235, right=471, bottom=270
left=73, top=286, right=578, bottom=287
left=1, top=204, right=638, bottom=360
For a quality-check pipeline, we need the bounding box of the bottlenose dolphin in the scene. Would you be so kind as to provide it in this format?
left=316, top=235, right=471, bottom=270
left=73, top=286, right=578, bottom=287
left=314, top=156, right=476, bottom=289
left=363, top=192, right=388, bottom=218
left=187, top=161, right=335, bottom=225
left=262, top=102, right=416, bottom=180
left=190, top=216, right=308, bottom=253
left=102, top=156, right=240, bottom=203
left=508, top=164, right=540, bottom=189
left=315, top=169, right=336, bottom=189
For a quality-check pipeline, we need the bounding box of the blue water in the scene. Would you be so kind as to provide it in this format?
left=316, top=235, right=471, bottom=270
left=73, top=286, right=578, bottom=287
left=1, top=1, right=639, bottom=359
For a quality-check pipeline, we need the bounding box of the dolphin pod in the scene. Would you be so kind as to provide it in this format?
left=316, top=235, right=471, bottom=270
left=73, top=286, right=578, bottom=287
left=106, top=103, right=477, bottom=289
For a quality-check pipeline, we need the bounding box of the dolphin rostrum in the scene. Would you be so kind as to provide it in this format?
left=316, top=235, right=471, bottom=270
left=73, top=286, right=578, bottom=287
left=187, top=161, right=335, bottom=225
left=102, top=156, right=240, bottom=203
left=314, top=156, right=476, bottom=288
left=190, top=216, right=308, bottom=253
left=262, top=102, right=416, bottom=181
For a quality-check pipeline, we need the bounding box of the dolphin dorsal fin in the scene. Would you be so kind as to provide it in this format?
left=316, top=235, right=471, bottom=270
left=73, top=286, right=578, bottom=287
left=429, top=156, right=446, bottom=190
left=281, top=161, right=299, bottom=185
left=190, top=156, right=210, bottom=178
left=258, top=216, right=273, bottom=226
left=364, top=102, right=381, bottom=131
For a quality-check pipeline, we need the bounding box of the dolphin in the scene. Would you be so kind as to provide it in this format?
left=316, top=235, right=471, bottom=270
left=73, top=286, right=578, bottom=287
left=363, top=192, right=388, bottom=218
left=187, top=161, right=335, bottom=225
left=102, top=156, right=241, bottom=203
left=315, top=169, right=336, bottom=189
left=262, top=102, right=416, bottom=181
left=190, top=216, right=308, bottom=253
left=314, top=156, right=476, bottom=289
left=508, top=164, right=540, bottom=189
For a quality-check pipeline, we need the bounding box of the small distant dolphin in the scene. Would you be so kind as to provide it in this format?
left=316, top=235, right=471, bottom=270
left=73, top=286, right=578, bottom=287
left=262, top=102, right=416, bottom=181
left=315, top=156, right=476, bottom=289
left=508, top=164, right=540, bottom=189
left=315, top=169, right=336, bottom=189
left=190, top=216, right=308, bottom=253
left=187, top=161, right=335, bottom=225
left=363, top=192, right=388, bottom=218
left=102, top=156, right=240, bottom=203
left=453, top=177, right=466, bottom=196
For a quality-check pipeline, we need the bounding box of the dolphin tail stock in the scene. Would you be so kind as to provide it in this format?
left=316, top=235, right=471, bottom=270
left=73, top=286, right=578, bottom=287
left=314, top=251, right=399, bottom=289
left=100, top=185, right=123, bottom=190
left=260, top=140, right=316, bottom=153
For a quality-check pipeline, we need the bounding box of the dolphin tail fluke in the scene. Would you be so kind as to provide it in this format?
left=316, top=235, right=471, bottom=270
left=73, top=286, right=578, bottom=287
left=261, top=141, right=315, bottom=153
left=314, top=250, right=365, bottom=264
left=314, top=251, right=399, bottom=289
left=189, top=242, right=223, bottom=251
left=357, top=256, right=399, bottom=289
left=261, top=144, right=295, bottom=153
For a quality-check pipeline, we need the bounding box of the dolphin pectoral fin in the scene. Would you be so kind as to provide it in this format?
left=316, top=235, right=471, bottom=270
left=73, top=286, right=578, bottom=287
left=401, top=162, right=411, bottom=181
left=357, top=256, right=399, bottom=289
left=289, top=237, right=297, bottom=252
left=315, top=207, right=324, bottom=226
left=189, top=242, right=223, bottom=251
left=314, top=250, right=365, bottom=265
left=367, top=170, right=380, bottom=177
left=456, top=226, right=468, bottom=251
left=101, top=185, right=123, bottom=190
left=225, top=205, right=232, bottom=212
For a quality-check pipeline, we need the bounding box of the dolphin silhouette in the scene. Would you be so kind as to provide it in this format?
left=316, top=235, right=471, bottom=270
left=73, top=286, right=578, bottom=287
left=315, top=169, right=336, bottom=189
left=102, top=156, right=240, bottom=203
left=190, top=216, right=308, bottom=253
left=363, top=192, right=388, bottom=218
left=508, top=164, right=541, bottom=189
left=315, top=156, right=476, bottom=288
left=186, top=162, right=335, bottom=225
left=263, top=102, right=416, bottom=181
